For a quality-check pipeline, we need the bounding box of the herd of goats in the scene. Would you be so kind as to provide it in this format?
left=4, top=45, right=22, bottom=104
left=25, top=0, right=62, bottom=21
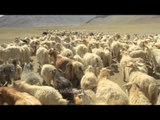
left=0, top=30, right=160, bottom=105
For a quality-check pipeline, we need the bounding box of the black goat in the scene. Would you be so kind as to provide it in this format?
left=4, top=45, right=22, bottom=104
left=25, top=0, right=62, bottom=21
left=52, top=69, right=75, bottom=104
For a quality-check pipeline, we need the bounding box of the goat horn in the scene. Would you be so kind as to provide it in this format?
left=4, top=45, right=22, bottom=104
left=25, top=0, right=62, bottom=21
left=3, top=81, right=8, bottom=87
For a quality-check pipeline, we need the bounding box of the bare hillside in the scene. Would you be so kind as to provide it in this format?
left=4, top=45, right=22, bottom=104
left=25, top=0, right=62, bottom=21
left=1, top=15, right=160, bottom=28
left=0, top=15, right=95, bottom=27
left=86, top=15, right=160, bottom=25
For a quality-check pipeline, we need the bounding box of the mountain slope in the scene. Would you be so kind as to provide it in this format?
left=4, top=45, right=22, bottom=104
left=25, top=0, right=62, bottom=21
left=86, top=15, right=160, bottom=25
left=1, top=15, right=160, bottom=28
left=0, top=15, right=95, bottom=27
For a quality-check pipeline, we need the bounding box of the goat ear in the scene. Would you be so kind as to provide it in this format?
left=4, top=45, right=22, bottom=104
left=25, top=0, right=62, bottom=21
left=106, top=65, right=112, bottom=71
left=66, top=63, right=73, bottom=71
left=56, top=51, right=60, bottom=54
left=134, top=83, right=141, bottom=89
left=51, top=69, right=58, bottom=75
left=83, top=66, right=87, bottom=70
left=122, top=83, right=132, bottom=90
left=96, top=67, right=100, bottom=71
left=48, top=49, right=52, bottom=53
left=126, top=62, right=134, bottom=67
left=21, top=63, right=24, bottom=68
left=57, top=69, right=63, bottom=73
left=11, top=81, right=16, bottom=86
left=78, top=89, right=85, bottom=97
left=30, top=63, right=33, bottom=69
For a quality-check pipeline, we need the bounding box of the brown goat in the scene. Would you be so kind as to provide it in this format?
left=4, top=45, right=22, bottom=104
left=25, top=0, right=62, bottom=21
left=48, top=48, right=71, bottom=71
left=49, top=48, right=84, bottom=88
left=0, top=87, right=41, bottom=105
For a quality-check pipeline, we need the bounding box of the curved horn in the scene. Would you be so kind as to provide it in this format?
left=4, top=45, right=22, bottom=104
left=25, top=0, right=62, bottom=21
left=3, top=81, right=8, bottom=87
left=137, top=62, right=144, bottom=66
